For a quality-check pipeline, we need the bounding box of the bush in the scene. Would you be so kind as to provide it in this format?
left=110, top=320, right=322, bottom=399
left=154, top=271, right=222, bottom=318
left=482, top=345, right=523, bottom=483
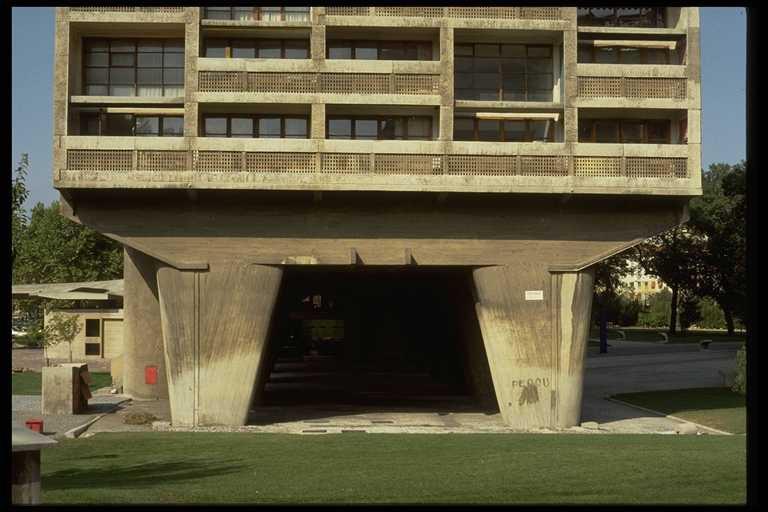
left=592, top=294, right=642, bottom=327
left=696, top=297, right=727, bottom=329
left=731, top=344, right=746, bottom=395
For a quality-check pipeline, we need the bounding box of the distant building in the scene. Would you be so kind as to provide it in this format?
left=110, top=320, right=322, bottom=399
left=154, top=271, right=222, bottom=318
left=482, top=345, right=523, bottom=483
left=619, top=261, right=667, bottom=303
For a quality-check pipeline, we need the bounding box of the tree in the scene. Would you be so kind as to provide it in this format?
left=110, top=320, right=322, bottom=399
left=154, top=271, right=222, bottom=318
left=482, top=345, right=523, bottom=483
left=688, top=161, right=747, bottom=334
left=634, top=226, right=705, bottom=335
left=13, top=200, right=123, bottom=285
left=42, top=311, right=82, bottom=365
left=678, top=290, right=702, bottom=333
left=591, top=254, right=633, bottom=352
left=12, top=154, right=30, bottom=266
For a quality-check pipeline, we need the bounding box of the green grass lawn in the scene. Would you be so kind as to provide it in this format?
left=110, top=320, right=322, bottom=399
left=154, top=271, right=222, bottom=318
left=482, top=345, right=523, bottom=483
left=613, top=387, right=746, bottom=434
left=12, top=371, right=112, bottom=396
left=589, top=327, right=746, bottom=344
left=41, top=433, right=745, bottom=505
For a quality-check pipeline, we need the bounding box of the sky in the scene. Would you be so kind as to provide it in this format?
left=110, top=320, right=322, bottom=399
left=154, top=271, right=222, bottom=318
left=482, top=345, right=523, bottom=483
left=11, top=7, right=747, bottom=209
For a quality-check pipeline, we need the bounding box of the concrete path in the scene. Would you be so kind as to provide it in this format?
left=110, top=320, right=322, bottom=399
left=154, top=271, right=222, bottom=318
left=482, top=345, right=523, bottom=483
left=11, top=394, right=128, bottom=438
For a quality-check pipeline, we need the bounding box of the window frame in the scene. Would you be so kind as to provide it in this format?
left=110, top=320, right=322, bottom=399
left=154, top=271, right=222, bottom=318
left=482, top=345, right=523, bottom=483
left=203, top=38, right=310, bottom=59
left=325, top=40, right=434, bottom=61
left=83, top=38, right=184, bottom=97
left=85, top=318, right=101, bottom=337
left=202, top=7, right=310, bottom=22
left=577, top=44, right=672, bottom=65
left=78, top=112, right=185, bottom=137
left=454, top=43, right=554, bottom=102
left=325, top=115, right=434, bottom=140
left=200, top=114, right=310, bottom=138
left=452, top=117, right=557, bottom=142
left=578, top=118, right=673, bottom=144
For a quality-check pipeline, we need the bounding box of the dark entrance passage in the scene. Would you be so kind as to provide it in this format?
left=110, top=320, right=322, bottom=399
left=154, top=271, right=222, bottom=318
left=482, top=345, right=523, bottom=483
left=256, top=267, right=497, bottom=411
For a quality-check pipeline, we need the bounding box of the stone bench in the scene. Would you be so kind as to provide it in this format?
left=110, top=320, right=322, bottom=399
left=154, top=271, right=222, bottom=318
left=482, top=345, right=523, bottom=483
left=12, top=421, right=57, bottom=504
left=699, top=339, right=713, bottom=350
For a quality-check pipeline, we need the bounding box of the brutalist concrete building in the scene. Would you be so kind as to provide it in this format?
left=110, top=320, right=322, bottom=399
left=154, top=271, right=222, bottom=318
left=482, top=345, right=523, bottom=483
left=52, top=7, right=701, bottom=429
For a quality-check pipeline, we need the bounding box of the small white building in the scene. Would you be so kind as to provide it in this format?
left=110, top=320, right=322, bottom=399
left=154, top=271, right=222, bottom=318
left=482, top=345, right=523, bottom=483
left=619, top=261, right=668, bottom=302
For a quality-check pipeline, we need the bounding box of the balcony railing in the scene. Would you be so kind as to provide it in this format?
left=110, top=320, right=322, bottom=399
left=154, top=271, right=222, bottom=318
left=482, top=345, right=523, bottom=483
left=198, top=72, right=440, bottom=95
left=325, top=6, right=563, bottom=21
left=69, top=7, right=184, bottom=13
left=577, top=76, right=686, bottom=100
left=63, top=149, right=688, bottom=180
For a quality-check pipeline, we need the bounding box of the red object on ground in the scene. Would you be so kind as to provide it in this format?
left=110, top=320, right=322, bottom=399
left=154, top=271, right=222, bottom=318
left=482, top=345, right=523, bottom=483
left=145, top=365, right=158, bottom=385
left=25, top=419, right=43, bottom=433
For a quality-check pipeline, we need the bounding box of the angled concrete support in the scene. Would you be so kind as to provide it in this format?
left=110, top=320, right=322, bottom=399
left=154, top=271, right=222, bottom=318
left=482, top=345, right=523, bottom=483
left=157, top=263, right=283, bottom=426
left=472, top=264, right=594, bottom=429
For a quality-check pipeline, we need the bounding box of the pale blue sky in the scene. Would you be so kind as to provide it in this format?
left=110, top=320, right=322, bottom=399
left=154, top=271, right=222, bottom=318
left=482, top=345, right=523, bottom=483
left=11, top=7, right=747, bottom=209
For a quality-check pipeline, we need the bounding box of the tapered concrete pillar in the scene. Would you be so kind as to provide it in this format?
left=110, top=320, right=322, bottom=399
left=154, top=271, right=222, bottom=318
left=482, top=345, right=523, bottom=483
left=123, top=248, right=168, bottom=399
left=157, top=263, right=282, bottom=426
left=472, top=264, right=594, bottom=429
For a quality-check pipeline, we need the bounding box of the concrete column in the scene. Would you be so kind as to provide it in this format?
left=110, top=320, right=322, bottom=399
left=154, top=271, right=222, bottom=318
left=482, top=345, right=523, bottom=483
left=11, top=451, right=41, bottom=505
left=438, top=26, right=454, bottom=141
left=157, top=263, right=283, bottom=426
left=123, top=247, right=168, bottom=399
left=472, top=264, right=594, bottom=429
left=311, top=103, right=326, bottom=139
left=184, top=7, right=200, bottom=139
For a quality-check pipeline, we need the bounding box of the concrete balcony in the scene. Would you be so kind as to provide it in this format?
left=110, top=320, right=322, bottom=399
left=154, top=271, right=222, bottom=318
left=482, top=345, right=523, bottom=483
left=195, top=69, right=441, bottom=106
left=574, top=74, right=690, bottom=109
left=65, top=6, right=187, bottom=24
left=55, top=137, right=699, bottom=196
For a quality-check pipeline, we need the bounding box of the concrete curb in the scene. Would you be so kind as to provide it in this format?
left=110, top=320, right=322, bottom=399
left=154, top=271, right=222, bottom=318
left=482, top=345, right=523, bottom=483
left=605, top=397, right=735, bottom=436
left=62, top=398, right=131, bottom=439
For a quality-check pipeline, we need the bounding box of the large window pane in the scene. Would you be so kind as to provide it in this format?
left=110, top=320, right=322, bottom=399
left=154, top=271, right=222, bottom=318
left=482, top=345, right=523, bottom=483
left=204, top=117, right=227, bottom=136
left=259, top=117, right=281, bottom=137
left=80, top=113, right=101, bottom=135
left=380, top=117, right=405, bottom=139
left=503, top=120, right=527, bottom=141
left=137, top=68, right=162, bottom=84
left=355, top=119, right=378, bottom=139
left=285, top=118, right=308, bottom=138
left=619, top=47, right=642, bottom=64
left=86, top=53, right=109, bottom=67
left=328, top=119, right=352, bottom=139
left=477, top=120, right=501, bottom=141
left=138, top=40, right=163, bottom=53
left=621, top=121, right=644, bottom=142
left=527, top=58, right=552, bottom=73
left=105, top=114, right=134, bottom=135
left=163, top=69, right=184, bottom=85
left=578, top=120, right=593, bottom=141
left=86, top=68, right=108, bottom=84
left=501, top=45, right=525, bottom=58
left=455, top=57, right=473, bottom=72
left=529, top=120, right=552, bottom=141
left=138, top=53, right=163, bottom=67
left=258, top=40, right=282, bottom=59
left=204, top=41, right=227, bottom=58
left=528, top=74, right=553, bottom=91
left=453, top=118, right=475, bottom=140
left=86, top=85, right=108, bottom=95
left=417, top=43, right=432, bottom=61
left=164, top=40, right=184, bottom=53
left=577, top=46, right=592, bottom=63
left=232, top=41, right=257, bottom=59
left=407, top=117, right=431, bottom=140
left=646, top=120, right=669, bottom=143
left=527, top=46, right=551, bottom=58
left=284, top=40, right=309, bottom=59
left=328, top=44, right=352, bottom=59
left=595, top=47, right=618, bottom=64
left=163, top=53, right=185, bottom=67
left=231, top=117, right=254, bottom=138
left=162, top=117, right=184, bottom=136
left=110, top=40, right=135, bottom=53
left=110, top=68, right=135, bottom=84
left=475, top=44, right=499, bottom=57
left=380, top=42, right=404, bottom=61
left=595, top=121, right=619, bottom=143
left=354, top=42, right=377, bottom=60
left=646, top=48, right=669, bottom=64
left=205, top=7, right=232, bottom=20
left=135, top=116, right=160, bottom=136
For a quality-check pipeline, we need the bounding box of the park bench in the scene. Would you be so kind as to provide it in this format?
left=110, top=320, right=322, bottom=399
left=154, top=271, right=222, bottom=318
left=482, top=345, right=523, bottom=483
left=699, top=339, right=713, bottom=350
left=657, top=332, right=669, bottom=344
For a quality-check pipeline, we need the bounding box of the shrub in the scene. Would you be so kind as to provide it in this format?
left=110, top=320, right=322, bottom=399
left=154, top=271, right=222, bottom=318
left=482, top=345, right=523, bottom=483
left=637, top=289, right=672, bottom=328
left=696, top=297, right=727, bottom=329
left=731, top=344, right=746, bottom=395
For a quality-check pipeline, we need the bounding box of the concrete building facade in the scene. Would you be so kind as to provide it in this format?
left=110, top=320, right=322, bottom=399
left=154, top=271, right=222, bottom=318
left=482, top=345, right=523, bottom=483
left=52, top=7, right=701, bottom=429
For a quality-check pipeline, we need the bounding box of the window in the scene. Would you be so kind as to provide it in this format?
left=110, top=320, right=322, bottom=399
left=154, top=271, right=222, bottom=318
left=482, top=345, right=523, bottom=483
left=453, top=117, right=557, bottom=142
left=84, top=38, right=184, bottom=97
left=326, top=116, right=433, bottom=140
left=202, top=7, right=310, bottom=21
left=204, top=38, right=309, bottom=59
left=579, top=119, right=673, bottom=144
left=85, top=343, right=101, bottom=356
left=454, top=43, right=553, bottom=102
left=79, top=113, right=184, bottom=136
left=578, top=44, right=673, bottom=65
left=85, top=319, right=100, bottom=337
left=326, top=40, right=433, bottom=61
left=577, top=8, right=665, bottom=28
left=201, top=115, right=309, bottom=138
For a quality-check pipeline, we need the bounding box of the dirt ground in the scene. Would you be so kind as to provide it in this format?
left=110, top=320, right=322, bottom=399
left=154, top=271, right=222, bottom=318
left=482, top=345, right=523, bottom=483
left=12, top=347, right=111, bottom=372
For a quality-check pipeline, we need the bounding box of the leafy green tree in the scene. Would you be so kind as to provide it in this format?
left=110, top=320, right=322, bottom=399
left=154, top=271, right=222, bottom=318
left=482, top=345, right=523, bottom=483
left=637, top=289, right=673, bottom=328
left=634, top=226, right=705, bottom=335
left=12, top=154, right=30, bottom=266
left=688, top=161, right=747, bottom=334
left=42, top=310, right=82, bottom=365
left=14, top=200, right=123, bottom=285
left=678, top=291, right=702, bottom=333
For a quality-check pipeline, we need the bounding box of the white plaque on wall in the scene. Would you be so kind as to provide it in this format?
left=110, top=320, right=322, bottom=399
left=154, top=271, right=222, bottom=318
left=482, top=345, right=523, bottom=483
left=525, top=290, right=544, bottom=301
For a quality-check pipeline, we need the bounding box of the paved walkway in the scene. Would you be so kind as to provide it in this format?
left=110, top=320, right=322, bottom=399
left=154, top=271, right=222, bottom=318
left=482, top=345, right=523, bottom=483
left=11, top=394, right=128, bottom=438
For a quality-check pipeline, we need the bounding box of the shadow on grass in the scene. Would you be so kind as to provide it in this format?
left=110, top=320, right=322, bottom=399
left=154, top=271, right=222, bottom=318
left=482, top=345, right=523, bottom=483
left=44, top=460, right=242, bottom=491
left=612, top=387, right=745, bottom=415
